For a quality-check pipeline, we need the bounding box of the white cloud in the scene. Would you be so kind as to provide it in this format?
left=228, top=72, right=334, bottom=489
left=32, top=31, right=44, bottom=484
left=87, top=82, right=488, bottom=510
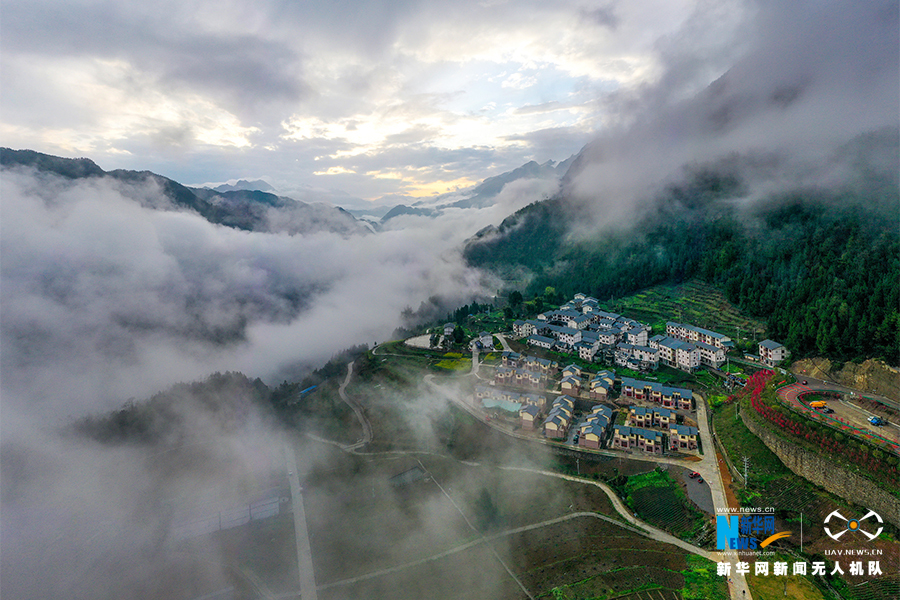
left=0, top=0, right=701, bottom=197
left=0, top=168, right=503, bottom=423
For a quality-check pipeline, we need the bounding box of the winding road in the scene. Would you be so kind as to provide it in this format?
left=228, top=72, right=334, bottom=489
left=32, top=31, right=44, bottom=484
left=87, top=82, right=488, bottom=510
left=422, top=373, right=753, bottom=599
left=300, top=348, right=752, bottom=599
left=339, top=361, right=373, bottom=451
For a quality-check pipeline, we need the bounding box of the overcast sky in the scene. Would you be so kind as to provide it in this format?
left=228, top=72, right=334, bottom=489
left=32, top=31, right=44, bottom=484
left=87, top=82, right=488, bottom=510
left=1, top=0, right=896, bottom=419
left=0, top=0, right=736, bottom=202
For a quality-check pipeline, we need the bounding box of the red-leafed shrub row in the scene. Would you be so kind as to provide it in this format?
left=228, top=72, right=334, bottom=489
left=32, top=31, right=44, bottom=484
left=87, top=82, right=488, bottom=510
left=730, top=370, right=900, bottom=490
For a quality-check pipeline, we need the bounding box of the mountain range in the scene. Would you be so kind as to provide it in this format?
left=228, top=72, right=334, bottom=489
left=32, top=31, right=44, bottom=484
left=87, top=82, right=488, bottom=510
left=2, top=147, right=572, bottom=233
left=0, top=148, right=370, bottom=237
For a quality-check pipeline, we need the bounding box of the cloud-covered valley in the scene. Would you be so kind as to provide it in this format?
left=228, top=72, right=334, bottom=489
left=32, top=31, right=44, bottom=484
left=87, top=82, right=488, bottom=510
left=0, top=166, right=541, bottom=427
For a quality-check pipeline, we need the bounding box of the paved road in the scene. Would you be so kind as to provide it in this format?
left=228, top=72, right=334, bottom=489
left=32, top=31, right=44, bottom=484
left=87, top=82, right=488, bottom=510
left=495, top=332, right=513, bottom=352
left=788, top=371, right=898, bottom=408
left=778, top=381, right=899, bottom=447
left=284, top=443, right=318, bottom=600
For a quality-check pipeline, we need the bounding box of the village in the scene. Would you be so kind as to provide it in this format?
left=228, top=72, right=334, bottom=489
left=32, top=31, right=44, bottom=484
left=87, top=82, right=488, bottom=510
left=460, top=292, right=789, bottom=457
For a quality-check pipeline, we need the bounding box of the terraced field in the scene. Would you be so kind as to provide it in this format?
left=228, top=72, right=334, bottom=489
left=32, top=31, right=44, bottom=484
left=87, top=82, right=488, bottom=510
left=623, top=469, right=708, bottom=543
left=612, top=280, right=766, bottom=346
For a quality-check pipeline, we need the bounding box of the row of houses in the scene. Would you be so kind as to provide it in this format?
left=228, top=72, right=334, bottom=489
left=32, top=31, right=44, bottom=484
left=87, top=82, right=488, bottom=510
left=645, top=334, right=726, bottom=371
left=611, top=424, right=665, bottom=453
left=625, top=406, right=700, bottom=451
left=610, top=423, right=698, bottom=453
left=500, top=351, right=558, bottom=374
left=475, top=386, right=544, bottom=412
left=495, top=366, right=547, bottom=388
left=620, top=377, right=694, bottom=411
left=628, top=405, right=676, bottom=429
left=666, top=322, right=733, bottom=351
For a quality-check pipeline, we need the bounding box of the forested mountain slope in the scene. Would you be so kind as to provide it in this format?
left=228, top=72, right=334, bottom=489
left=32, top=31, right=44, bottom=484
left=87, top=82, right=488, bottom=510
left=465, top=168, right=899, bottom=365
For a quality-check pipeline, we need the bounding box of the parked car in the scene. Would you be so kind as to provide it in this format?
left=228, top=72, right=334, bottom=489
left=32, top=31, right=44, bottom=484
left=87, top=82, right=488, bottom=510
left=697, top=477, right=704, bottom=484
left=868, top=416, right=885, bottom=426
left=802, top=380, right=808, bottom=385
left=822, top=408, right=834, bottom=414
left=689, top=472, right=700, bottom=479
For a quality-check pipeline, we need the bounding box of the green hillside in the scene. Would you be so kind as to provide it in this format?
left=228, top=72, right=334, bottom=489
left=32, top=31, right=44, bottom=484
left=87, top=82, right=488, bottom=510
left=465, top=172, right=899, bottom=364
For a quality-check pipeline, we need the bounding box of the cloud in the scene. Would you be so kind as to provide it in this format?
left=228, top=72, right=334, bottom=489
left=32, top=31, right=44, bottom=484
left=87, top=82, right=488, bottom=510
left=0, top=159, right=557, bottom=598
left=563, top=0, right=899, bottom=228
left=0, top=0, right=698, bottom=199
left=580, top=5, right=619, bottom=30
left=0, top=167, right=503, bottom=424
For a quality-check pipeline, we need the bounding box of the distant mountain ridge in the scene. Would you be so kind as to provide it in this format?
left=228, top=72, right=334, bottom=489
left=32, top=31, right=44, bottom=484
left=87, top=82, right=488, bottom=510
left=212, top=179, right=276, bottom=193
left=1, top=148, right=369, bottom=237
left=374, top=155, right=574, bottom=223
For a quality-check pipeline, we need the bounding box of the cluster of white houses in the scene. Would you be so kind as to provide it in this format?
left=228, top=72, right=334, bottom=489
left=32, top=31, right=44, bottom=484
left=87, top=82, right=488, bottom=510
left=466, top=293, right=791, bottom=456
left=509, top=293, right=787, bottom=375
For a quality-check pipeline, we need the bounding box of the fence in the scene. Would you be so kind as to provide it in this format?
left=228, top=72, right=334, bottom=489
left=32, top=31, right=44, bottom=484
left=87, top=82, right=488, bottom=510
left=170, top=487, right=290, bottom=541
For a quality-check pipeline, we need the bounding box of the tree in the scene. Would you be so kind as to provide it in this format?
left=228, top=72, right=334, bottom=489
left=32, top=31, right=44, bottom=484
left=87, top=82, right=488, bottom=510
left=508, top=290, right=523, bottom=307
left=452, top=326, right=465, bottom=345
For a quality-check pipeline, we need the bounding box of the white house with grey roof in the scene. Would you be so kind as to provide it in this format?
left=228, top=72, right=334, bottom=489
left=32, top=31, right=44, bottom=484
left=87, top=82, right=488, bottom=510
left=758, top=339, right=788, bottom=366
left=650, top=335, right=700, bottom=372
left=695, top=340, right=726, bottom=369
left=666, top=321, right=733, bottom=351
left=527, top=334, right=554, bottom=350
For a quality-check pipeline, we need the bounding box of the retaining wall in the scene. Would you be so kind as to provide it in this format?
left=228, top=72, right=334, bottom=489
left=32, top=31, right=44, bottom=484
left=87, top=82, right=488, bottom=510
left=741, top=410, right=900, bottom=528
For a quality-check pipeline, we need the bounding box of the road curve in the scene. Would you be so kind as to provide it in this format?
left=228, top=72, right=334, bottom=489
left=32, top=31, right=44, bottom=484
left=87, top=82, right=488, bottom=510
left=423, top=374, right=751, bottom=599
left=339, top=361, right=373, bottom=451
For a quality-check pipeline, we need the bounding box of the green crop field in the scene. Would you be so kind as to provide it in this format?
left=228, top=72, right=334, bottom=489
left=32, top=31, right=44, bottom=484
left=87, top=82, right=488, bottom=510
left=624, top=469, right=707, bottom=541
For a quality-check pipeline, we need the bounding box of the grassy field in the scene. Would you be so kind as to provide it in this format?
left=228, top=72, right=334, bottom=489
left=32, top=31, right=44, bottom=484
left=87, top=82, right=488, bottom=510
left=745, top=564, right=827, bottom=600
left=682, top=555, right=730, bottom=600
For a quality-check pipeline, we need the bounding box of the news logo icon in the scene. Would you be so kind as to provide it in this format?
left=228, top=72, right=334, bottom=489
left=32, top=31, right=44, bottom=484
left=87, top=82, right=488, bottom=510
left=824, top=510, right=883, bottom=541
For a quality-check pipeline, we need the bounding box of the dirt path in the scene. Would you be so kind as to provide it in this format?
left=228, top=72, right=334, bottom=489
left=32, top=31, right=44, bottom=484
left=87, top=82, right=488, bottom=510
left=317, top=511, right=642, bottom=592
left=717, top=448, right=741, bottom=509
left=338, top=361, right=372, bottom=451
